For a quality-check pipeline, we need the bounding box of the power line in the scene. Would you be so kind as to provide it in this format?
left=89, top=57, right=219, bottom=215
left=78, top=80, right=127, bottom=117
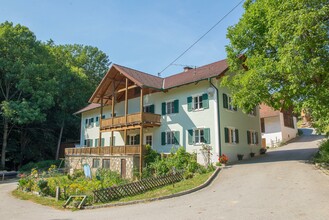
left=158, top=0, right=244, bottom=75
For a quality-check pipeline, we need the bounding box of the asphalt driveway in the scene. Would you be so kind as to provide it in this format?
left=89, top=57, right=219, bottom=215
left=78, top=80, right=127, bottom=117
left=1, top=132, right=328, bottom=220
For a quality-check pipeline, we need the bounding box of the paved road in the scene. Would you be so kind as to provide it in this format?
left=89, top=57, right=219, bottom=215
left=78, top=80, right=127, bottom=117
left=1, top=133, right=329, bottom=220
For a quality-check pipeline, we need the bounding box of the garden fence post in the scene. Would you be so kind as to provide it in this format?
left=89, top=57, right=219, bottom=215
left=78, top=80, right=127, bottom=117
left=56, top=186, right=60, bottom=201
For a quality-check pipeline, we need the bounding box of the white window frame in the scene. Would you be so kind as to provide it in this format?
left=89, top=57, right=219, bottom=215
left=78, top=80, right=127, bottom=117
left=193, top=94, right=203, bottom=110
left=85, top=118, right=94, bottom=128
left=166, top=101, right=175, bottom=114
left=143, top=104, right=153, bottom=113
left=129, top=134, right=138, bottom=145
left=227, top=127, right=238, bottom=144
left=194, top=128, right=205, bottom=145
left=145, top=134, right=153, bottom=146
left=249, top=130, right=258, bottom=145
left=228, top=97, right=234, bottom=111
left=166, top=131, right=175, bottom=145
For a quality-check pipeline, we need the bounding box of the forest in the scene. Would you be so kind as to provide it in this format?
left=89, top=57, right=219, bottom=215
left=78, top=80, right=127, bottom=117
left=0, top=22, right=111, bottom=170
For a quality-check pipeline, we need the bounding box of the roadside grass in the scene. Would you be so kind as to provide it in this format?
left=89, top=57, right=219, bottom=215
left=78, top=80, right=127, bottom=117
left=12, top=171, right=214, bottom=209
left=12, top=189, right=65, bottom=210
left=98, top=171, right=213, bottom=205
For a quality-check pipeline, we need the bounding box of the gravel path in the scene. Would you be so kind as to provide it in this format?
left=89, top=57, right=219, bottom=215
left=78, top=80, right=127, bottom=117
left=1, top=133, right=328, bottom=220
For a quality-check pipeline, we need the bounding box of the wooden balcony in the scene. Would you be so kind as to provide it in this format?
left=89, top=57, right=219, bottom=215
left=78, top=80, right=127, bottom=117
left=65, top=145, right=142, bottom=156
left=101, top=112, right=161, bottom=131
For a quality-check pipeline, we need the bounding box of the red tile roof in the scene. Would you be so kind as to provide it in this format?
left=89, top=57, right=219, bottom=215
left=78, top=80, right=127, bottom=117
left=74, top=103, right=100, bottom=115
left=259, top=104, right=281, bottom=118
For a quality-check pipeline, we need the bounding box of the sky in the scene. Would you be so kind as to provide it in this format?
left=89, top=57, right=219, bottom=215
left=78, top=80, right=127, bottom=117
left=0, top=0, right=245, bottom=77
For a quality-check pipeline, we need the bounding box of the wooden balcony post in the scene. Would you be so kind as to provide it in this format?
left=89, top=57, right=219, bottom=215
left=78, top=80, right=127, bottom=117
left=139, top=88, right=144, bottom=177
left=112, top=84, right=115, bottom=125
left=124, top=129, right=127, bottom=154
left=99, top=97, right=103, bottom=147
left=125, top=78, right=128, bottom=124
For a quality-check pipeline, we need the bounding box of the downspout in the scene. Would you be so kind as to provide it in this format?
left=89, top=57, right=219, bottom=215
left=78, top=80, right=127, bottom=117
left=208, top=78, right=222, bottom=156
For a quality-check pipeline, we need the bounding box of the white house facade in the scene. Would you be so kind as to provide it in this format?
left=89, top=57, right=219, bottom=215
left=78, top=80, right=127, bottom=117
left=260, top=104, right=298, bottom=147
left=65, top=59, right=262, bottom=178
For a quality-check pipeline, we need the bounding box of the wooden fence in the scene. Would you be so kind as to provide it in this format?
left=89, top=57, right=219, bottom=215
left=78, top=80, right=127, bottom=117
left=93, top=172, right=184, bottom=203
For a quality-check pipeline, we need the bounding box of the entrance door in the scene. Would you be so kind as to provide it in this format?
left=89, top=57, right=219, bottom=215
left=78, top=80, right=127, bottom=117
left=121, top=159, right=126, bottom=178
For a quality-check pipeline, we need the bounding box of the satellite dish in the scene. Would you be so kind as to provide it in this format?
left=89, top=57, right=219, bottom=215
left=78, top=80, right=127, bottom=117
left=207, top=87, right=215, bottom=96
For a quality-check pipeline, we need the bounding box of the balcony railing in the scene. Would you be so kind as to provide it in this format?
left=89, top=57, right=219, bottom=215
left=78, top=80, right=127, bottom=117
left=65, top=145, right=142, bottom=156
left=101, top=112, right=161, bottom=130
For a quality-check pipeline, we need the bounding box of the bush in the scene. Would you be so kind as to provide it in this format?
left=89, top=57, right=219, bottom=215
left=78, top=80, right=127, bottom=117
left=218, top=154, right=229, bottom=164
left=19, top=160, right=62, bottom=173
left=144, top=144, right=160, bottom=166
left=314, top=139, right=329, bottom=163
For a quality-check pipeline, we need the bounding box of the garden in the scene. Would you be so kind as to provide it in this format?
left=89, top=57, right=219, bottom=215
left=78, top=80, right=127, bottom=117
left=14, top=146, right=222, bottom=209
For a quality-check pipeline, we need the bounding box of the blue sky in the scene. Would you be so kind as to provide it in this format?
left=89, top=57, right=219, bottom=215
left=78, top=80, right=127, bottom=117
left=0, top=0, right=245, bottom=77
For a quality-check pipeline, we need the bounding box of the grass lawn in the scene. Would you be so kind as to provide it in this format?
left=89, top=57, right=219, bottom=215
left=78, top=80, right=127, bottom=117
left=12, top=189, right=66, bottom=210
left=12, top=171, right=214, bottom=209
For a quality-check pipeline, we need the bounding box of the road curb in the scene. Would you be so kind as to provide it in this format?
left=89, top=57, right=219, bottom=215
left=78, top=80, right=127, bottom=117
left=84, top=167, right=221, bottom=210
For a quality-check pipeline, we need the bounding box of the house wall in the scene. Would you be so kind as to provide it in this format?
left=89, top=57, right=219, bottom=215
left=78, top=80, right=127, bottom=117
left=216, top=80, right=262, bottom=162
left=280, top=114, right=298, bottom=143
left=261, top=116, right=282, bottom=147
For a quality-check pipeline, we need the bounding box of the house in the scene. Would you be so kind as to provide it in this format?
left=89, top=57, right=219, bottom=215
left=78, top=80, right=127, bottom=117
left=65, top=59, right=261, bottom=178
left=260, top=104, right=298, bottom=147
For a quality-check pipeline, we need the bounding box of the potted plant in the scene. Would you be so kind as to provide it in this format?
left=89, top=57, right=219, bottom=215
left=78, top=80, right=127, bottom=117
left=260, top=148, right=267, bottom=155
left=250, top=152, right=255, bottom=157
left=237, top=154, right=244, bottom=160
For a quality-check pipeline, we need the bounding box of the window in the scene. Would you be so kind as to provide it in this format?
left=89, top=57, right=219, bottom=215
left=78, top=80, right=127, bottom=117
left=101, top=114, right=106, bottom=119
left=127, top=134, right=140, bottom=145
left=223, top=94, right=237, bottom=111
left=188, top=128, right=210, bottom=145
left=261, top=118, right=265, bottom=133
left=110, top=136, right=116, bottom=146
left=143, top=104, right=155, bottom=113
left=92, top=159, right=100, bottom=168
left=145, top=135, right=152, bottom=146
left=161, top=131, right=180, bottom=145
left=102, top=159, right=110, bottom=169
left=94, top=138, right=104, bottom=147
left=94, top=139, right=98, bottom=147
left=85, top=118, right=94, bottom=128
left=162, top=100, right=179, bottom=115
left=248, top=107, right=257, bottom=116
left=84, top=139, right=93, bottom=147
left=95, top=116, right=99, bottom=126
left=247, top=130, right=259, bottom=145
left=224, top=128, right=239, bottom=144
left=187, top=94, right=209, bottom=111
left=283, top=113, right=294, bottom=128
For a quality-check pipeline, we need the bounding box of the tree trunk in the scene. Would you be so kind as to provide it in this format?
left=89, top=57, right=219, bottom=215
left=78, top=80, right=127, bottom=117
left=1, top=117, right=9, bottom=169
left=55, top=120, right=64, bottom=160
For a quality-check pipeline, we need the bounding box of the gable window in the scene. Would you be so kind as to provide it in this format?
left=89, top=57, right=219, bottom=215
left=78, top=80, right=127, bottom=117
left=224, top=127, right=239, bottom=144
left=161, top=131, right=180, bottom=145
left=162, top=100, right=179, bottom=115
left=95, top=116, right=99, bottom=126
left=143, top=104, right=155, bottom=113
left=187, top=94, right=209, bottom=111
left=223, top=94, right=237, bottom=111
left=188, top=128, right=211, bottom=145
left=247, top=130, right=259, bottom=145
left=85, top=118, right=94, bottom=128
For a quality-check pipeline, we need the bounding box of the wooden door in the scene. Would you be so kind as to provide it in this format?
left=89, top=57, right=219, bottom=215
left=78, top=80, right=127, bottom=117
left=121, top=159, right=126, bottom=178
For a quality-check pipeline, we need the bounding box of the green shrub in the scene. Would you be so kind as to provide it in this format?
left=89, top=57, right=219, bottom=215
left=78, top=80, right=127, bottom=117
left=144, top=144, right=160, bottom=165
left=19, top=160, right=62, bottom=173
left=314, top=139, right=329, bottom=163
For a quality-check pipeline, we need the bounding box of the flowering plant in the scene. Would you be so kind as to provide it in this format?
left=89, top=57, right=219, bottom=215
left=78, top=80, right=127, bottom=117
left=218, top=154, right=229, bottom=164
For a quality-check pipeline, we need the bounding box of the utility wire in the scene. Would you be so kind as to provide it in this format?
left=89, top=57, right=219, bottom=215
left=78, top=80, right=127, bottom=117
left=158, top=0, right=244, bottom=75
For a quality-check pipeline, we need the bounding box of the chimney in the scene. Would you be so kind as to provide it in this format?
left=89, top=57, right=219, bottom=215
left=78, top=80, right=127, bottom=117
left=183, top=66, right=193, bottom=72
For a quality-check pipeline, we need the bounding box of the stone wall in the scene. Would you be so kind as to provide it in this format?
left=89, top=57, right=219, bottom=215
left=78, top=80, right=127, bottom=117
left=65, top=155, right=139, bottom=179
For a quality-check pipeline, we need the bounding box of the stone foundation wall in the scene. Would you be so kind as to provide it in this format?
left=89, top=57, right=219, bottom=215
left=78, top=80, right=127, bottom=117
left=65, top=155, right=139, bottom=179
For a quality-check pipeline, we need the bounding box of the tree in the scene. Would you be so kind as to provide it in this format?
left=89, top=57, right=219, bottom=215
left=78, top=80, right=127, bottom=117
left=0, top=22, right=58, bottom=168
left=223, top=0, right=329, bottom=132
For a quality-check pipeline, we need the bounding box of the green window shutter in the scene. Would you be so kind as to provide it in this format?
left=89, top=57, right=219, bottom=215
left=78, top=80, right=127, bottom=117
left=150, top=104, right=155, bottom=113
left=235, top=129, right=239, bottom=143
left=188, top=129, right=193, bottom=145
left=202, top=93, right=209, bottom=109
left=101, top=138, right=105, bottom=147
left=126, top=135, right=130, bottom=145
left=85, top=119, right=88, bottom=125
left=162, top=102, right=166, bottom=115
left=255, top=132, right=259, bottom=144
left=95, top=139, right=98, bottom=147
left=224, top=127, right=229, bottom=143
left=161, top=132, right=166, bottom=145
left=187, top=96, right=193, bottom=112
left=174, top=131, right=180, bottom=145
left=247, top=131, right=251, bottom=144
left=204, top=128, right=210, bottom=144
left=223, top=93, right=228, bottom=109
left=136, top=134, right=140, bottom=145
left=113, top=136, right=115, bottom=146
left=90, top=139, right=93, bottom=147
left=174, top=99, right=179, bottom=113
left=84, top=140, right=87, bottom=146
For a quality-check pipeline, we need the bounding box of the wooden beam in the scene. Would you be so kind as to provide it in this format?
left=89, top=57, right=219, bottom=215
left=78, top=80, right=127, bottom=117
left=125, top=78, right=128, bottom=123
left=139, top=88, right=144, bottom=177
left=117, top=84, right=138, bottom=93
left=98, top=98, right=103, bottom=147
